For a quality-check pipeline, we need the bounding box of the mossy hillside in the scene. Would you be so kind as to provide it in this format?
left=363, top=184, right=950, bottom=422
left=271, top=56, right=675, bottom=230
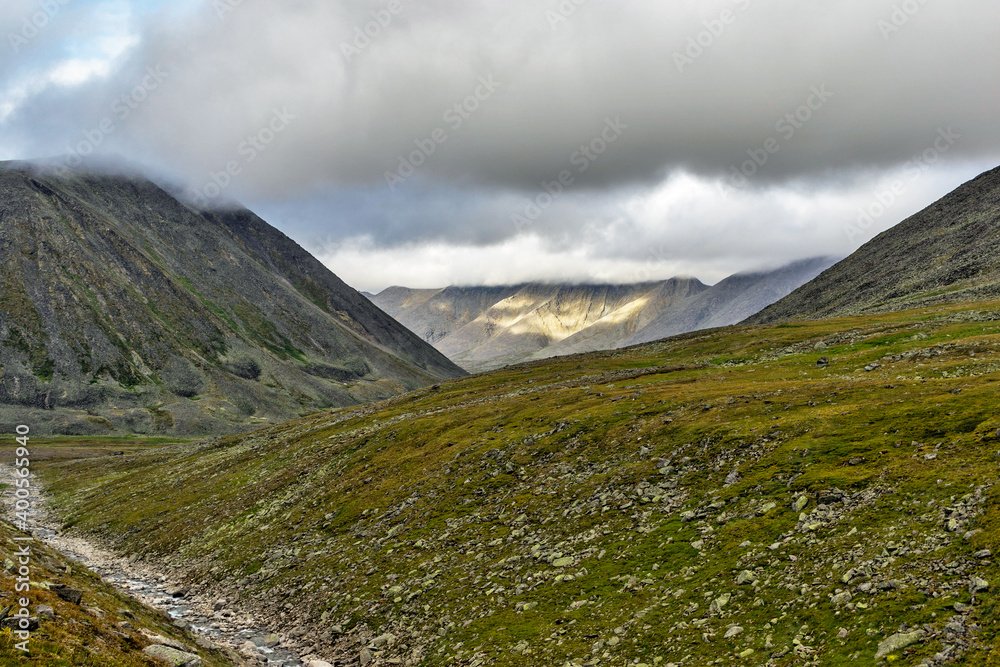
left=39, top=301, right=1000, bottom=666
left=0, top=518, right=236, bottom=665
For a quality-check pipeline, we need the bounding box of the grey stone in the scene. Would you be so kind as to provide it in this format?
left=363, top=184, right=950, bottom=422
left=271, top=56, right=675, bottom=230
left=874, top=632, right=923, bottom=660
left=55, top=588, right=83, bottom=605
left=142, top=645, right=203, bottom=667
left=238, top=640, right=260, bottom=659
left=971, top=577, right=990, bottom=594
left=710, top=593, right=731, bottom=612
left=831, top=591, right=852, bottom=606
left=0, top=616, right=38, bottom=631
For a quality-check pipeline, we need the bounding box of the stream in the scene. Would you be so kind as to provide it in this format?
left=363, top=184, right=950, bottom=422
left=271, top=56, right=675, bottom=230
left=1, top=464, right=305, bottom=666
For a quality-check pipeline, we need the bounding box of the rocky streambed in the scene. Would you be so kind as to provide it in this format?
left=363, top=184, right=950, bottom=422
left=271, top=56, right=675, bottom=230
left=0, top=464, right=306, bottom=666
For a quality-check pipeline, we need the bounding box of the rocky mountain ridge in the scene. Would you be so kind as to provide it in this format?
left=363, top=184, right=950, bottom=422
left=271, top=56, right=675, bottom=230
left=370, top=258, right=837, bottom=371
left=747, top=164, right=1000, bottom=324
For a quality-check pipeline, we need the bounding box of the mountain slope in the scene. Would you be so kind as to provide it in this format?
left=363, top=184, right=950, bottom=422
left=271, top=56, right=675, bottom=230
left=747, top=165, right=1000, bottom=324
left=370, top=260, right=836, bottom=372
left=0, top=161, right=464, bottom=435
left=527, top=277, right=708, bottom=358
left=41, top=299, right=1000, bottom=666
left=371, top=283, right=679, bottom=371
left=625, top=257, right=839, bottom=345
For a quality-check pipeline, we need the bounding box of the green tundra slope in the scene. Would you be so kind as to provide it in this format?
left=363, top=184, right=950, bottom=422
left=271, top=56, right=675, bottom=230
left=38, top=301, right=1000, bottom=666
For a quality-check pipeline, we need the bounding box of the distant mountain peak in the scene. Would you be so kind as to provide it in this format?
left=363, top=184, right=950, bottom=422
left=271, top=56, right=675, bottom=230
left=369, top=259, right=837, bottom=372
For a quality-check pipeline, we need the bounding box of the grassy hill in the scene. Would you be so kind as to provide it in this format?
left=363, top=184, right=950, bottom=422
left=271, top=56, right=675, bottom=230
left=36, top=301, right=1000, bottom=666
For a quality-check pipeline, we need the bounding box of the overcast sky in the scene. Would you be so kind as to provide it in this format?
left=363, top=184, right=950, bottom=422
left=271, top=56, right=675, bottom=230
left=1, top=0, right=998, bottom=292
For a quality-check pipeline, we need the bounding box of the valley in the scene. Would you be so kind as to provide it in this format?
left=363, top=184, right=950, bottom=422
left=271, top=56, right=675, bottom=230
left=23, top=300, right=1000, bottom=666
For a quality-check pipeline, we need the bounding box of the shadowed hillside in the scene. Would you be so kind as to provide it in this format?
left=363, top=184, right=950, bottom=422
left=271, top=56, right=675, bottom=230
left=748, top=165, right=1000, bottom=325
left=0, top=162, right=464, bottom=435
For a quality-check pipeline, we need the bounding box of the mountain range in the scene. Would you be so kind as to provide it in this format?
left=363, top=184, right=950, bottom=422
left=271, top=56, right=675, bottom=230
left=0, top=162, right=464, bottom=435
left=368, top=257, right=837, bottom=372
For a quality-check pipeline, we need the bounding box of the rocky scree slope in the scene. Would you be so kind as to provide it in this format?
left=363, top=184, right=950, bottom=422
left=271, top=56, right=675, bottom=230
left=39, top=301, right=1000, bottom=666
left=748, top=165, right=1000, bottom=325
left=0, top=162, right=464, bottom=436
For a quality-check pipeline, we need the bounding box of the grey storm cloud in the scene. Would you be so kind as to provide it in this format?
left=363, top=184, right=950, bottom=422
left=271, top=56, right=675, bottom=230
left=3, top=0, right=999, bottom=197
left=2, top=0, right=999, bottom=291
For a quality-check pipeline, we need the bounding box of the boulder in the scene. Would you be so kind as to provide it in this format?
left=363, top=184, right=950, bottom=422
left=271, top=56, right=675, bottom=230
left=238, top=640, right=260, bottom=659
left=140, top=629, right=192, bottom=652
left=55, top=588, right=83, bottom=605
left=143, top=645, right=203, bottom=666
left=874, top=632, right=923, bottom=660
left=0, top=616, right=39, bottom=631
